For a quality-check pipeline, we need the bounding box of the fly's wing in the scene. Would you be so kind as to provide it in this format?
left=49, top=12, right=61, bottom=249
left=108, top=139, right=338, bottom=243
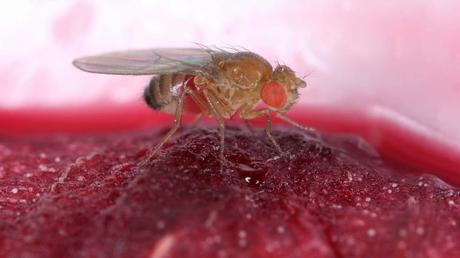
left=72, top=48, right=215, bottom=75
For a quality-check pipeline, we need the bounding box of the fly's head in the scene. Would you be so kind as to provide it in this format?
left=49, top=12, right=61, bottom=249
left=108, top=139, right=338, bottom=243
left=261, top=65, right=307, bottom=113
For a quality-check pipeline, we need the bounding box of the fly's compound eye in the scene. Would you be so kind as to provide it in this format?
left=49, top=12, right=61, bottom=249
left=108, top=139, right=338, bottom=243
left=261, top=82, right=287, bottom=109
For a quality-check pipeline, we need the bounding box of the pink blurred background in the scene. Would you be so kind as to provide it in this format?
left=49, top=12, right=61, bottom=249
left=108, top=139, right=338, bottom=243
left=1, top=1, right=460, bottom=181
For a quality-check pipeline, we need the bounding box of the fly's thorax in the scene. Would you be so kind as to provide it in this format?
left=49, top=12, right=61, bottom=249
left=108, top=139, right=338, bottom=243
left=143, top=73, right=188, bottom=113
left=192, top=51, right=274, bottom=116
left=215, top=51, right=273, bottom=90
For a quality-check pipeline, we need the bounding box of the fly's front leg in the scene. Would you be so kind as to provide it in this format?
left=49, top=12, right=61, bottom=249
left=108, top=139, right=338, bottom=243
left=240, top=107, right=284, bottom=155
left=203, top=89, right=226, bottom=167
left=140, top=88, right=190, bottom=167
left=275, top=112, right=317, bottom=138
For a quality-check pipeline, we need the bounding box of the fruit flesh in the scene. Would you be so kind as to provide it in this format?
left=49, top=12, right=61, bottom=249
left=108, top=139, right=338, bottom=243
left=0, top=126, right=459, bottom=258
left=2, top=103, right=459, bottom=187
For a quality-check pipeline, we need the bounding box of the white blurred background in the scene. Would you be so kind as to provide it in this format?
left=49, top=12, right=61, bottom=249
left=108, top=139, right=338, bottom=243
left=0, top=0, right=459, bottom=144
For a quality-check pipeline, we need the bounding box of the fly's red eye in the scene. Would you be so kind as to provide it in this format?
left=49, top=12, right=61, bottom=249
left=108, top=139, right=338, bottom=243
left=261, top=82, right=287, bottom=108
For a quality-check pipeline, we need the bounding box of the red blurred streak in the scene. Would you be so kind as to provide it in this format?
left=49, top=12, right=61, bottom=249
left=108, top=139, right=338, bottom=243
left=0, top=103, right=459, bottom=185
left=0, top=103, right=167, bottom=134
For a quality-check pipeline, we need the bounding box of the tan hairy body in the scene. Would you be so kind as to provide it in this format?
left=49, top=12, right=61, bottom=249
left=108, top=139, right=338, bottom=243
left=73, top=47, right=310, bottom=167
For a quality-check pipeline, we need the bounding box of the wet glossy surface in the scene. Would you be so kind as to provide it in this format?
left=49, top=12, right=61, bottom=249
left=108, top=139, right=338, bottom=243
left=0, top=126, right=459, bottom=258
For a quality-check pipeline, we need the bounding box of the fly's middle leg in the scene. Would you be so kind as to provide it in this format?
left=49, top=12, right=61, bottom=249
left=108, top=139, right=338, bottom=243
left=187, top=88, right=209, bottom=128
left=203, top=89, right=226, bottom=168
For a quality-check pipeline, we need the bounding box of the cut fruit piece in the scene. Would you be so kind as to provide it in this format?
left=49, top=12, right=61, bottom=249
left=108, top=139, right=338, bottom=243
left=0, top=126, right=459, bottom=258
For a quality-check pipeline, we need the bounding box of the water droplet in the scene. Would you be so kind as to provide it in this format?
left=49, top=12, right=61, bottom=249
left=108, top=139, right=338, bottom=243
left=399, top=229, right=407, bottom=237
left=276, top=225, right=286, bottom=234
left=238, top=230, right=247, bottom=247
left=156, top=220, right=165, bottom=229
left=237, top=162, right=266, bottom=187
left=416, top=227, right=424, bottom=235
left=347, top=171, right=353, bottom=182
left=367, top=228, right=377, bottom=237
left=397, top=241, right=407, bottom=249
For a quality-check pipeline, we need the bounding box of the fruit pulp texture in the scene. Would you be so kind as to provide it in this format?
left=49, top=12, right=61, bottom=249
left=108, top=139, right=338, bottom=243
left=1, top=103, right=458, bottom=186
left=0, top=125, right=459, bottom=258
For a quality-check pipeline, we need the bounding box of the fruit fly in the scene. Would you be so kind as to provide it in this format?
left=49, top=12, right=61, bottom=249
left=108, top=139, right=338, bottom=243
left=73, top=47, right=311, bottom=166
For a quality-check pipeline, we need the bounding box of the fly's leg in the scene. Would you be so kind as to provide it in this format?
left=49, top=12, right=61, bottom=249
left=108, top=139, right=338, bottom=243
left=191, top=113, right=203, bottom=128
left=205, top=83, right=237, bottom=118
left=240, top=108, right=283, bottom=155
left=187, top=88, right=209, bottom=128
left=203, top=89, right=226, bottom=167
left=140, top=88, right=190, bottom=167
left=275, top=112, right=317, bottom=137
left=188, top=88, right=209, bottom=113
left=244, top=119, right=256, bottom=135
left=206, top=85, right=231, bottom=107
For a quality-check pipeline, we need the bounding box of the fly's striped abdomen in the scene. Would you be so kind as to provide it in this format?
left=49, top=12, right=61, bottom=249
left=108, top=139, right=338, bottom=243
left=143, top=73, right=187, bottom=111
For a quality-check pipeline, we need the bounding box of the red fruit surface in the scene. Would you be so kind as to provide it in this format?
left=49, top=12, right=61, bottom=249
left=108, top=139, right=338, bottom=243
left=0, top=126, right=459, bottom=258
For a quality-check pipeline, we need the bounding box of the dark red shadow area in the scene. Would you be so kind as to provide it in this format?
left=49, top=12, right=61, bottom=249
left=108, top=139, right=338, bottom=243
left=0, top=125, right=459, bottom=258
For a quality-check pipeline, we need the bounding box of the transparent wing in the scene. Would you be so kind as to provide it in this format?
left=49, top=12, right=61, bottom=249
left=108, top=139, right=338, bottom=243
left=72, top=48, right=215, bottom=75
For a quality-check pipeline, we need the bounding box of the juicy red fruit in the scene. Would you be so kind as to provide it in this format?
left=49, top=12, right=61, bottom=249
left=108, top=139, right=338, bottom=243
left=0, top=126, right=459, bottom=258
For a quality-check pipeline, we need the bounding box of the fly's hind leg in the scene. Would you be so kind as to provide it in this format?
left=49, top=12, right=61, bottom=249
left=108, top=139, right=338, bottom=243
left=240, top=107, right=284, bottom=156
left=140, top=88, right=190, bottom=167
left=203, top=89, right=226, bottom=167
